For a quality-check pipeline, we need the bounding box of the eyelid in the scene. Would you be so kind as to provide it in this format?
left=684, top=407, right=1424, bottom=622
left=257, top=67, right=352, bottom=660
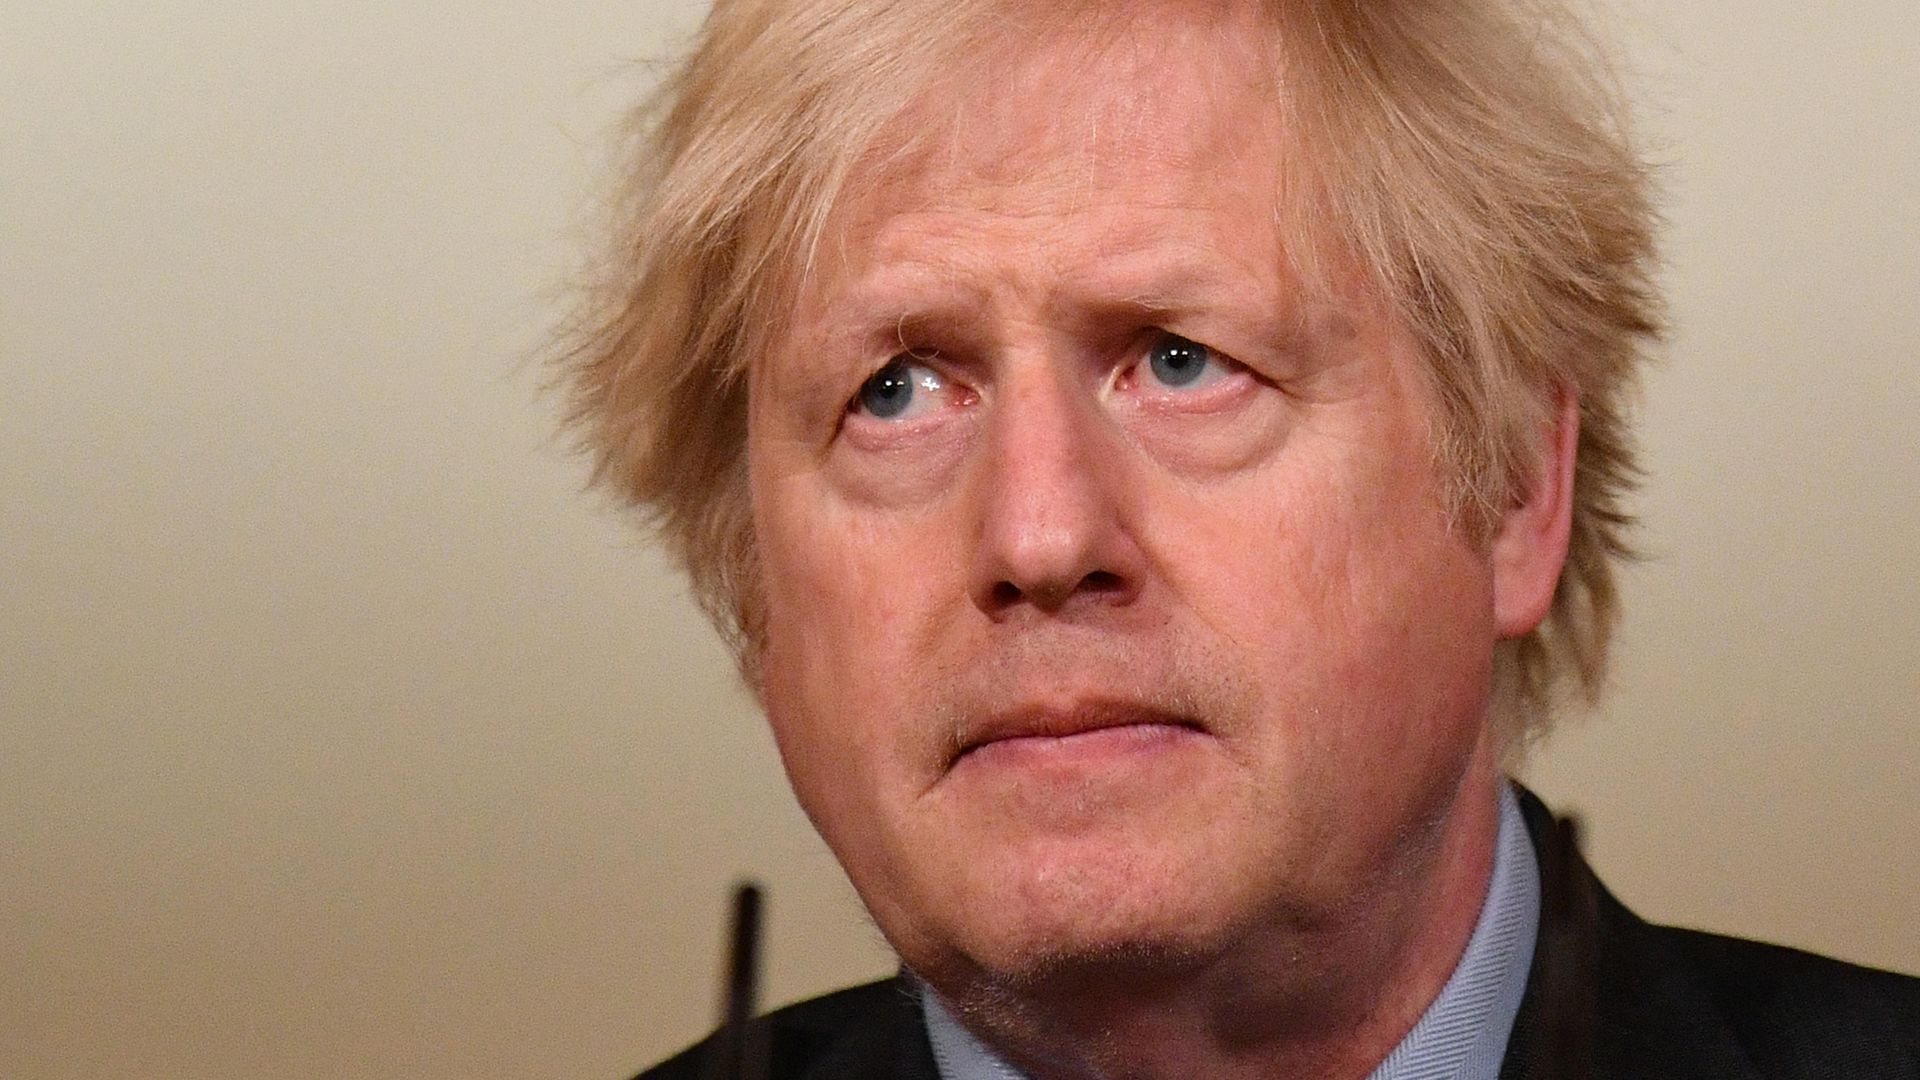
left=846, top=354, right=969, bottom=423
left=1127, top=331, right=1240, bottom=393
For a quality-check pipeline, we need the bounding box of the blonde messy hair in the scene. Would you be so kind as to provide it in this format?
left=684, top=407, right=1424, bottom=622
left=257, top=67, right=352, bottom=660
left=555, top=0, right=1661, bottom=750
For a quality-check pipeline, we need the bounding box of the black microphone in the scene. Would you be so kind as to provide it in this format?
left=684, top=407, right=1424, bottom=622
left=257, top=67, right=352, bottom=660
left=700, top=881, right=768, bottom=1080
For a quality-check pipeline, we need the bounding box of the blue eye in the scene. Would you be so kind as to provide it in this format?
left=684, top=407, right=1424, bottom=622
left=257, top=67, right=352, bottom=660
left=855, top=358, right=945, bottom=420
left=1145, top=333, right=1217, bottom=389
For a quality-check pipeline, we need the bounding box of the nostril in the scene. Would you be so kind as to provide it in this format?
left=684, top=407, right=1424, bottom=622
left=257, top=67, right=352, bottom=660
left=985, top=571, right=1129, bottom=612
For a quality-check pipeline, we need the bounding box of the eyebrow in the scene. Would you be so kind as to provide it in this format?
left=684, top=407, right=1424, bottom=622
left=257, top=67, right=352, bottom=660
left=828, top=248, right=1306, bottom=339
left=1066, top=257, right=1319, bottom=357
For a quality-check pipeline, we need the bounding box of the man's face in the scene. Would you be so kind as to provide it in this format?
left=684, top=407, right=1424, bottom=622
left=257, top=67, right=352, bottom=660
left=748, top=11, right=1509, bottom=987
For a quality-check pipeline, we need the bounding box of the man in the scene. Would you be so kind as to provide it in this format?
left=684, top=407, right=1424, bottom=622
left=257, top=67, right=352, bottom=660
left=556, top=1, right=1920, bottom=1077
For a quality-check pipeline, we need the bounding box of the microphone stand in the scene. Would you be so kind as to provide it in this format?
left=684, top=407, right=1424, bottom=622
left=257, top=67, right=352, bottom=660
left=701, top=882, right=768, bottom=1080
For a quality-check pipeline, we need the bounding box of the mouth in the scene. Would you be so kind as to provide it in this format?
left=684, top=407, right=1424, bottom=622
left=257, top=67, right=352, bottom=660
left=948, top=700, right=1208, bottom=770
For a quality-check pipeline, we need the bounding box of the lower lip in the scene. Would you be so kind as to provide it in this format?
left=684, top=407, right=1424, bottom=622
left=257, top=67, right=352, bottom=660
left=956, top=723, right=1201, bottom=772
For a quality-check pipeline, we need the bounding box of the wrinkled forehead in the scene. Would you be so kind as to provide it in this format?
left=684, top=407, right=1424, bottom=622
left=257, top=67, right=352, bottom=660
left=840, top=4, right=1283, bottom=226
left=767, top=3, right=1299, bottom=331
left=905, top=7, right=1278, bottom=190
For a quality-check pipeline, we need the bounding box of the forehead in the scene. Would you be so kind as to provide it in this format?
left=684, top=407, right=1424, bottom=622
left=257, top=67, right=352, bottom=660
left=772, top=4, right=1300, bottom=355
left=886, top=5, right=1284, bottom=202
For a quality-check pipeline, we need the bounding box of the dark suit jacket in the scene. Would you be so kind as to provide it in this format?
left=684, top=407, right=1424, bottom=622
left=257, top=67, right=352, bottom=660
left=639, top=791, right=1920, bottom=1079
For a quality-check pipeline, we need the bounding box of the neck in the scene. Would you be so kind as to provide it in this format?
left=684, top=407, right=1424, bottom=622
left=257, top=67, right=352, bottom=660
left=930, top=763, right=1506, bottom=1080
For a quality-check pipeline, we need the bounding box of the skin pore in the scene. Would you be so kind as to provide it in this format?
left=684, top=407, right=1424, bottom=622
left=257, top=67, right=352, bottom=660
left=744, top=5, right=1576, bottom=1079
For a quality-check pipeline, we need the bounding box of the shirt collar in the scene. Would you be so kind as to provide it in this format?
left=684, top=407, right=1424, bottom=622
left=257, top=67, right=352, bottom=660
left=920, top=783, right=1541, bottom=1080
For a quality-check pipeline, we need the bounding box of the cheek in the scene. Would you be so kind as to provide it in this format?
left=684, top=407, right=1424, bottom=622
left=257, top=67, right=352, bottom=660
left=1161, top=434, right=1494, bottom=716
left=760, top=498, right=928, bottom=658
left=754, top=476, right=960, bottom=786
left=1161, top=459, right=1496, bottom=865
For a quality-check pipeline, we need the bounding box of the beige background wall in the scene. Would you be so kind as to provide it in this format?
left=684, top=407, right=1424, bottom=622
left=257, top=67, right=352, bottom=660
left=3, top=2, right=1914, bottom=1077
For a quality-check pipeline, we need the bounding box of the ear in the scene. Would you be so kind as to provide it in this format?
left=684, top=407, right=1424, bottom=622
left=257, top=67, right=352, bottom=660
left=1492, top=387, right=1579, bottom=639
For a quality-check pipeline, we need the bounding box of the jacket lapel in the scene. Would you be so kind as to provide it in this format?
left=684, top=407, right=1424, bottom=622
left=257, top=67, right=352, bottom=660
left=1501, top=787, right=1764, bottom=1080
left=786, top=976, right=942, bottom=1080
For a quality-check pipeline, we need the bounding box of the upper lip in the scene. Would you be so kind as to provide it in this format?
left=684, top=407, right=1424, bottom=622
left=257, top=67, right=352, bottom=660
left=950, top=699, right=1205, bottom=765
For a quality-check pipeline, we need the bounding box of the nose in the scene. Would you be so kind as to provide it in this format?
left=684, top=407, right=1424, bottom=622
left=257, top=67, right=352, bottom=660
left=968, top=360, right=1144, bottom=618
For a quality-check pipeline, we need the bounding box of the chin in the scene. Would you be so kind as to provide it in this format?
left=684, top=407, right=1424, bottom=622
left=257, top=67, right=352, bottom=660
left=986, top=920, right=1226, bottom=993
left=906, top=840, right=1257, bottom=997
